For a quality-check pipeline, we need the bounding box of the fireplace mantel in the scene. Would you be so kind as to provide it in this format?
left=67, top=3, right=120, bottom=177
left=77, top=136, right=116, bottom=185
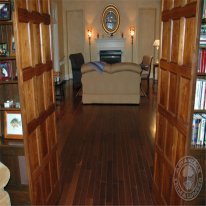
left=95, top=38, right=125, bottom=61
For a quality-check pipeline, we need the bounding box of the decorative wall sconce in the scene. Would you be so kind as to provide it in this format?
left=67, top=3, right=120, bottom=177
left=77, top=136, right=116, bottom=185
left=88, top=29, right=92, bottom=61
left=153, top=39, right=160, bottom=63
left=130, top=26, right=135, bottom=62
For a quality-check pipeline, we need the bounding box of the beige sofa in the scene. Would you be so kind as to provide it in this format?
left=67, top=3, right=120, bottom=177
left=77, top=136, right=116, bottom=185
left=0, top=162, right=11, bottom=206
left=81, top=62, right=141, bottom=104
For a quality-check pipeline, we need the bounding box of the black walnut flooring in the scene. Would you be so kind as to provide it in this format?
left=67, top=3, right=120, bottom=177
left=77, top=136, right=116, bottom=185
left=57, top=81, right=158, bottom=205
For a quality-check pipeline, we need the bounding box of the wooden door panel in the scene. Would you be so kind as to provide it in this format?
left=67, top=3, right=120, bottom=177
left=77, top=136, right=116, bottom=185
left=156, top=114, right=167, bottom=150
left=40, top=0, right=49, bottom=13
left=39, top=122, right=48, bottom=157
left=188, top=0, right=197, bottom=4
left=31, top=24, right=42, bottom=65
left=183, top=17, right=196, bottom=66
left=165, top=123, right=177, bottom=165
left=162, top=164, right=173, bottom=204
left=36, top=76, right=45, bottom=113
left=44, top=71, right=54, bottom=108
left=154, top=0, right=199, bottom=204
left=27, top=0, right=38, bottom=11
left=33, top=177, right=44, bottom=205
left=171, top=20, right=180, bottom=63
left=153, top=151, right=164, bottom=192
left=162, top=21, right=171, bottom=61
left=23, top=80, right=36, bottom=121
left=43, top=162, right=52, bottom=201
left=159, top=69, right=169, bottom=107
left=174, top=0, right=182, bottom=8
left=14, top=0, right=60, bottom=204
left=50, top=151, right=59, bottom=185
left=175, top=133, right=186, bottom=163
left=168, top=72, right=178, bottom=115
left=18, top=24, right=31, bottom=68
left=47, top=114, right=57, bottom=149
left=178, top=77, right=191, bottom=123
left=163, top=0, right=173, bottom=10
left=41, top=25, right=51, bottom=62
left=28, top=132, right=39, bottom=170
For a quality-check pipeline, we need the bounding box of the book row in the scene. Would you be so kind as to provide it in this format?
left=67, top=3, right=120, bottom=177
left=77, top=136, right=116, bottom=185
left=198, top=49, right=206, bottom=73
left=192, top=114, right=206, bottom=146
left=194, top=79, right=206, bottom=110
left=200, top=33, right=206, bottom=46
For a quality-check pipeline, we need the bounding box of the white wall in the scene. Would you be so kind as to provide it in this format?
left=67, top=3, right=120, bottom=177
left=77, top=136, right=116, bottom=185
left=62, top=0, right=161, bottom=79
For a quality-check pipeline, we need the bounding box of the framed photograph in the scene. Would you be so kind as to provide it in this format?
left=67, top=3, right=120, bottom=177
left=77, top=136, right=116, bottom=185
left=10, top=35, right=15, bottom=56
left=0, top=2, right=11, bottom=21
left=0, top=43, right=8, bottom=57
left=4, top=111, right=23, bottom=140
left=0, top=61, right=12, bottom=80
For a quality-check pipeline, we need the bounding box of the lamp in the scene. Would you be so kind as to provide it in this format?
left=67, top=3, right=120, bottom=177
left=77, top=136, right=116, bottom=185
left=130, top=26, right=135, bottom=62
left=88, top=29, right=92, bottom=61
left=153, top=39, right=160, bottom=63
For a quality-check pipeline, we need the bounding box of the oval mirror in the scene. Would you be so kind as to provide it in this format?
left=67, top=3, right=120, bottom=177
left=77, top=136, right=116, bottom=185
left=102, top=4, right=120, bottom=36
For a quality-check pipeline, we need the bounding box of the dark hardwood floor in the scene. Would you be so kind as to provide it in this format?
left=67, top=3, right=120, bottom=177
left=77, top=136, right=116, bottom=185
left=56, top=80, right=158, bottom=205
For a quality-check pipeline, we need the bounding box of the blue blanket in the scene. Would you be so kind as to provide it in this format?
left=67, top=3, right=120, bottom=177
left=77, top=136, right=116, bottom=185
left=89, top=61, right=105, bottom=72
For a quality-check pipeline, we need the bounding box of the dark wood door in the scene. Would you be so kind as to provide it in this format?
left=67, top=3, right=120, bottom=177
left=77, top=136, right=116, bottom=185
left=153, top=0, right=200, bottom=204
left=14, top=0, right=60, bottom=204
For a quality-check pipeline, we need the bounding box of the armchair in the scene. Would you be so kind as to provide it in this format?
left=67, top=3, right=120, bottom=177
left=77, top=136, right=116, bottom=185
left=140, top=55, right=153, bottom=95
left=69, top=53, right=85, bottom=89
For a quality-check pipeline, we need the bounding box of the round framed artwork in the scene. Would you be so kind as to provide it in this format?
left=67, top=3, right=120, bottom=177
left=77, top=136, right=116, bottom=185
left=102, top=4, right=120, bottom=36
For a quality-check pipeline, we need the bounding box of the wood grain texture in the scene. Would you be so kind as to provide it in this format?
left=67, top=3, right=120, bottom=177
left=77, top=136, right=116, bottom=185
left=57, top=81, right=157, bottom=205
left=155, top=0, right=202, bottom=205
left=14, top=0, right=60, bottom=204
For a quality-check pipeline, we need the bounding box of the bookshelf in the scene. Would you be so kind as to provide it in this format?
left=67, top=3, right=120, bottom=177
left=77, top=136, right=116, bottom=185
left=1, top=0, right=61, bottom=204
left=0, top=0, right=28, bottom=205
left=192, top=2, right=206, bottom=149
left=190, top=4, right=206, bottom=203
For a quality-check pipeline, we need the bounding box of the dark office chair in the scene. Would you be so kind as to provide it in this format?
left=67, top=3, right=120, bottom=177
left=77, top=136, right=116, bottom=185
left=69, top=53, right=85, bottom=89
left=140, top=55, right=153, bottom=95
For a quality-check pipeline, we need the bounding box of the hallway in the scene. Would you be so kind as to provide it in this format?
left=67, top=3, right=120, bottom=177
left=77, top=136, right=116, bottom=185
left=56, top=81, right=157, bottom=205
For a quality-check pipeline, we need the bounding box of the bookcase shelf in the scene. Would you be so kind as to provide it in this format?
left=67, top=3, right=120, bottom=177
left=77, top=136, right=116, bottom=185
left=191, top=147, right=206, bottom=156
left=197, top=72, right=206, bottom=76
left=199, top=45, right=206, bottom=49
left=192, top=2, right=206, bottom=151
left=194, top=109, right=206, bottom=113
left=0, top=56, right=16, bottom=60
left=0, top=20, right=13, bottom=25
left=0, top=107, right=20, bottom=111
left=0, top=80, right=18, bottom=84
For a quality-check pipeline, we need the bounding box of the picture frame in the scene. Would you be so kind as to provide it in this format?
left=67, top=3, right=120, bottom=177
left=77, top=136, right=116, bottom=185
left=0, top=61, right=12, bottom=80
left=10, top=35, right=15, bottom=56
left=0, top=2, right=11, bottom=21
left=4, top=110, right=23, bottom=140
left=0, top=43, right=8, bottom=57
left=102, top=4, right=120, bottom=36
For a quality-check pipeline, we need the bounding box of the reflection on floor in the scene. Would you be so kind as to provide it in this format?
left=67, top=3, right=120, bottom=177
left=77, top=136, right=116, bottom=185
left=56, top=80, right=158, bottom=205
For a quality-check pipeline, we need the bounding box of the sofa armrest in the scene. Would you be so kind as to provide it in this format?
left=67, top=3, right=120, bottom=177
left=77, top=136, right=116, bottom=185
left=0, top=162, right=10, bottom=206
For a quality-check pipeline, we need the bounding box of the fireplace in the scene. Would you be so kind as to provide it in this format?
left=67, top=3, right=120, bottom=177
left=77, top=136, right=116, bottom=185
left=95, top=38, right=125, bottom=62
left=100, top=50, right=122, bottom=64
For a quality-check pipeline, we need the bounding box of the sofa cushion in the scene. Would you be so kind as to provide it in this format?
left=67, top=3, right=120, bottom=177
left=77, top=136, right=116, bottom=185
left=0, top=162, right=10, bottom=189
left=111, top=62, right=141, bottom=73
left=81, top=62, right=141, bottom=74
left=0, top=191, right=11, bottom=206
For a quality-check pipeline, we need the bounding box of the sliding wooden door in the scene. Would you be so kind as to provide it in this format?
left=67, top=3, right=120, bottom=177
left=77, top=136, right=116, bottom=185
left=153, top=0, right=200, bottom=204
left=14, top=0, right=60, bottom=204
